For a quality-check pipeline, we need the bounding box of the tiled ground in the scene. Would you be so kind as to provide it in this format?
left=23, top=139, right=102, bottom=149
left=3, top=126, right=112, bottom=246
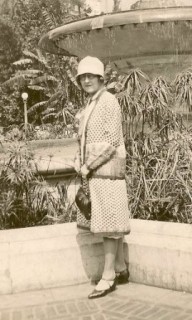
left=0, top=282, right=192, bottom=320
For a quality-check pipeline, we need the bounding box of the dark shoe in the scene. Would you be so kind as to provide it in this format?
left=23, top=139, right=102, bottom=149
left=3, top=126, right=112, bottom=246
left=88, top=279, right=116, bottom=299
left=116, top=269, right=129, bottom=285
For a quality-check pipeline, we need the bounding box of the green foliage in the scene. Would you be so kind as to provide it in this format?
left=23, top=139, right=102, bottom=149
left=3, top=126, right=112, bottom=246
left=0, top=87, right=23, bottom=127
left=12, top=0, right=89, bottom=51
left=0, top=18, right=21, bottom=83
left=2, top=49, right=82, bottom=128
left=174, top=68, right=192, bottom=112
left=0, top=0, right=88, bottom=130
left=0, top=141, right=37, bottom=228
left=0, top=0, right=90, bottom=130
left=108, top=67, right=192, bottom=224
left=0, top=139, right=76, bottom=229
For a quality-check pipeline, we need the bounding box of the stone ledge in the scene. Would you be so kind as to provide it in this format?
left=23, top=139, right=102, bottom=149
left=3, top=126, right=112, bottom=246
left=0, top=219, right=191, bottom=295
left=0, top=138, right=78, bottom=177
left=0, top=138, right=78, bottom=153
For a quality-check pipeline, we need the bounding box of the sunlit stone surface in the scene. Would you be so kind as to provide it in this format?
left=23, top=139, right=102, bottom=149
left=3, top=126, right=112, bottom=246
left=132, top=0, right=192, bottom=9
left=86, top=0, right=192, bottom=13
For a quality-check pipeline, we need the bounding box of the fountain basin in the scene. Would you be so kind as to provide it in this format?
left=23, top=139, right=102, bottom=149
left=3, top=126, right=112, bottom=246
left=0, top=219, right=192, bottom=294
left=39, top=7, right=192, bottom=78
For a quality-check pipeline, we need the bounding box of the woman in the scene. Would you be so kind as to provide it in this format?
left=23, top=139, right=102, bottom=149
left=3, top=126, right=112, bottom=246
left=74, top=56, right=130, bottom=299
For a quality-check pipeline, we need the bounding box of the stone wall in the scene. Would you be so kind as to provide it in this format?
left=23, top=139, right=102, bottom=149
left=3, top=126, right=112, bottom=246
left=0, top=220, right=192, bottom=294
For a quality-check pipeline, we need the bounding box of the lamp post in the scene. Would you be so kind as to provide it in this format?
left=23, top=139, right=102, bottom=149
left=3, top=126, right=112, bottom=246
left=21, top=92, right=28, bottom=133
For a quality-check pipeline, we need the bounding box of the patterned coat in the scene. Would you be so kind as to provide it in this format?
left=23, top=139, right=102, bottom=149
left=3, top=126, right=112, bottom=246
left=76, top=89, right=130, bottom=237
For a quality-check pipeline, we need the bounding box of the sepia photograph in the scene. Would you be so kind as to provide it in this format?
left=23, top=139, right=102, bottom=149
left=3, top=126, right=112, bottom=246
left=0, top=0, right=192, bottom=319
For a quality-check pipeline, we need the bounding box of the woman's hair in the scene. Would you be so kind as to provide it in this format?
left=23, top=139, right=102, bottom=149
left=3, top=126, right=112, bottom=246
left=77, top=74, right=104, bottom=87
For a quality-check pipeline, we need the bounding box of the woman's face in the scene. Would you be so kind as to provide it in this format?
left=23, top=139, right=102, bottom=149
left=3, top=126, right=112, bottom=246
left=79, top=73, right=103, bottom=96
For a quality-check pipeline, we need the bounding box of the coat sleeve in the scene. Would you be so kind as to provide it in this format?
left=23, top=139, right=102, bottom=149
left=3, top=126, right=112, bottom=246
left=85, top=96, right=122, bottom=171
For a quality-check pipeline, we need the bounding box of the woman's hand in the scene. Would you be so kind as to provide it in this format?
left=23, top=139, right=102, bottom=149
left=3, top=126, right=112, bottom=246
left=80, top=164, right=90, bottom=178
left=74, top=150, right=81, bottom=174
left=74, top=159, right=81, bottom=174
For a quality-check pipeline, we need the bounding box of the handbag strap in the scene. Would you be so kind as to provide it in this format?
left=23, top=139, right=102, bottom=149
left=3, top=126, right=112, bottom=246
left=81, top=87, right=106, bottom=163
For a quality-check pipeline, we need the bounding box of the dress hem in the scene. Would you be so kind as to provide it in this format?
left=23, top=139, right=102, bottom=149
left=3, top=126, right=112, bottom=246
left=77, top=224, right=131, bottom=236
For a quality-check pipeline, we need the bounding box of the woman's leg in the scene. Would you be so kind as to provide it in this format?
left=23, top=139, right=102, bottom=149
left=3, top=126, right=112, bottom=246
left=88, top=237, right=123, bottom=298
left=102, top=237, right=118, bottom=280
left=115, top=237, right=127, bottom=273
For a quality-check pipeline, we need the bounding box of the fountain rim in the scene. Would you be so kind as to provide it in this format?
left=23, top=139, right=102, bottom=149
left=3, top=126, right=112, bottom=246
left=39, top=6, right=192, bottom=55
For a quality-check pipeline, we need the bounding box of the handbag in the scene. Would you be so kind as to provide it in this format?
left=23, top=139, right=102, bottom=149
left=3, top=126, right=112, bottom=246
left=75, top=186, right=91, bottom=220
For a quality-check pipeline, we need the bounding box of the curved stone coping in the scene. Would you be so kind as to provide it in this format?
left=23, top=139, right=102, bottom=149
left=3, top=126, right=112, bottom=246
left=0, top=218, right=190, bottom=243
left=45, top=7, right=192, bottom=40
left=39, top=7, right=192, bottom=55
left=0, top=138, right=78, bottom=153
left=0, top=138, right=79, bottom=176
left=29, top=138, right=78, bottom=150
left=30, top=138, right=78, bottom=175
left=130, top=218, right=192, bottom=239
left=0, top=219, right=192, bottom=295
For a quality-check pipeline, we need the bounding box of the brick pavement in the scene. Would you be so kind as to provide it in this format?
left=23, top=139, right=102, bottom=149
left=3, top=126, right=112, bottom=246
left=0, top=282, right=192, bottom=320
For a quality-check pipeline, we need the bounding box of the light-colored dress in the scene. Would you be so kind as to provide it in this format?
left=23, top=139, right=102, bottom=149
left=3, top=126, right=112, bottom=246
left=76, top=88, right=130, bottom=237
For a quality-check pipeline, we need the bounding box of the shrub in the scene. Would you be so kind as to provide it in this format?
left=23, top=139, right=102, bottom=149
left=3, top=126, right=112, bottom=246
left=0, top=139, right=76, bottom=229
left=112, top=69, right=192, bottom=223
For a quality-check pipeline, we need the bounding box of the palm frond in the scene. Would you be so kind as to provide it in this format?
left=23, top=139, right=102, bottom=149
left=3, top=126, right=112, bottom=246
left=23, top=49, right=49, bottom=68
left=42, top=9, right=56, bottom=29
left=174, top=68, right=192, bottom=110
left=29, top=75, right=58, bottom=86
left=65, top=64, right=78, bottom=87
left=23, top=50, right=39, bottom=60
left=42, top=108, right=56, bottom=116
left=36, top=49, right=49, bottom=67
left=28, top=85, right=46, bottom=91
left=46, top=99, right=59, bottom=109
left=17, top=69, right=42, bottom=76
left=28, top=101, right=47, bottom=114
left=2, top=75, right=27, bottom=88
left=123, top=69, right=149, bottom=94
left=13, top=59, right=32, bottom=66
left=63, top=109, right=74, bottom=119
left=46, top=90, right=63, bottom=104
left=42, top=113, right=57, bottom=121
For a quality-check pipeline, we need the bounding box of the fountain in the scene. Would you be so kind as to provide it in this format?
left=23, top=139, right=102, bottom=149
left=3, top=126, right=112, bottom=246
left=39, top=0, right=192, bottom=80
